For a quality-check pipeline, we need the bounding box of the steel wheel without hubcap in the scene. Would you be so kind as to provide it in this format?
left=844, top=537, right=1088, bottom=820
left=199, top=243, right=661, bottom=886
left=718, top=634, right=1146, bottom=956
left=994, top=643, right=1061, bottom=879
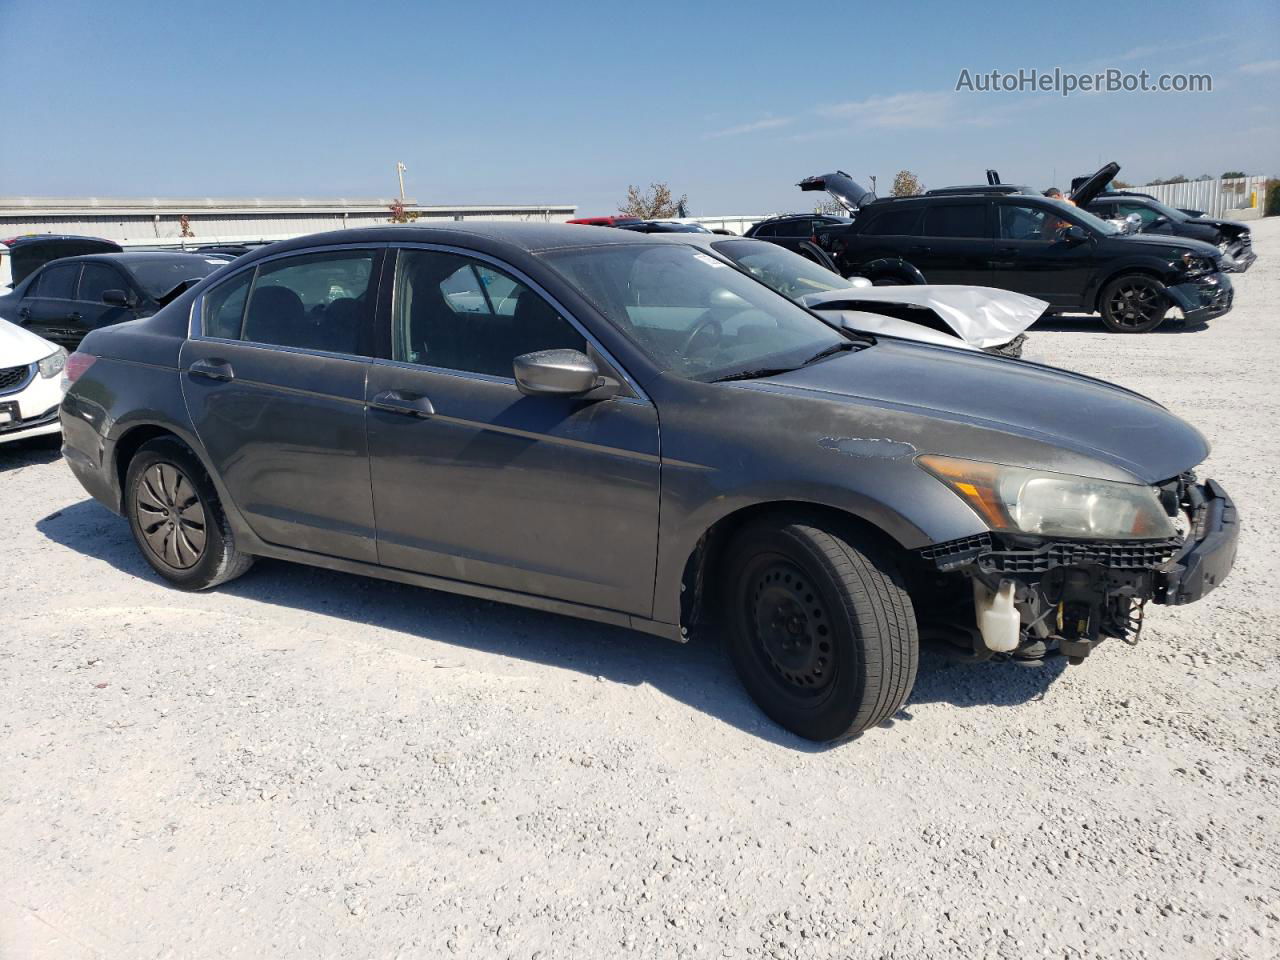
left=134, top=462, right=207, bottom=569
left=1102, top=276, right=1167, bottom=332
left=749, top=557, right=837, bottom=700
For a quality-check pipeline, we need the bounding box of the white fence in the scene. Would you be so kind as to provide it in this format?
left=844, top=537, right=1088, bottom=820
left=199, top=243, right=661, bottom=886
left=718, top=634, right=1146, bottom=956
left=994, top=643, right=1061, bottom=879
left=1130, top=176, right=1267, bottom=219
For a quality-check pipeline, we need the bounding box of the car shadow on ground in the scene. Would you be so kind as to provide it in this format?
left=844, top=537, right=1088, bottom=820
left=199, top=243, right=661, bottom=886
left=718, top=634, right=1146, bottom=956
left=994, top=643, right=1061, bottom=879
left=1031, top=314, right=1209, bottom=335
left=0, top=435, right=61, bottom=473
left=38, top=498, right=1068, bottom=750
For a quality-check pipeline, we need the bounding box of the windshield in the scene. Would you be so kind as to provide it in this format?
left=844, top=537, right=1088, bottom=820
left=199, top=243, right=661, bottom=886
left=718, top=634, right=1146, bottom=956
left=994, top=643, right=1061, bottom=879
left=710, top=239, right=858, bottom=300
left=127, top=257, right=227, bottom=297
left=1136, top=197, right=1188, bottom=222
left=1048, top=199, right=1119, bottom=236
left=542, top=243, right=849, bottom=382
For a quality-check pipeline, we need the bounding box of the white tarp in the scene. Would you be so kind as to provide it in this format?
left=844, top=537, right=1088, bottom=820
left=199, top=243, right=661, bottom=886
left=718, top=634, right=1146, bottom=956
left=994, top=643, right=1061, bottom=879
left=799, top=284, right=1048, bottom=349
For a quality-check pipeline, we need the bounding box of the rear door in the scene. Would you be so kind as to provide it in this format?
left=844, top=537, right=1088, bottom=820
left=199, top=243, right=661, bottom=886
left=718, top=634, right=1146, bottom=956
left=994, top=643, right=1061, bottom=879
left=914, top=201, right=993, bottom=284
left=364, top=245, right=660, bottom=616
left=22, top=262, right=83, bottom=346
left=992, top=200, right=1095, bottom=307
left=182, top=245, right=385, bottom=563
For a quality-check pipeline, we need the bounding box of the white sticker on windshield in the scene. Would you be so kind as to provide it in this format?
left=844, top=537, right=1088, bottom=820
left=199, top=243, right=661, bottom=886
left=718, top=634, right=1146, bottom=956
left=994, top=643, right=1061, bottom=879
left=693, top=252, right=726, bottom=268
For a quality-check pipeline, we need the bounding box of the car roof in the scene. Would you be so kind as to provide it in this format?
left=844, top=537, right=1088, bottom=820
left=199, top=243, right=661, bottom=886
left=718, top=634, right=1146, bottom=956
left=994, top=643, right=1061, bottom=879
left=241, top=221, right=661, bottom=264
left=37, top=251, right=233, bottom=266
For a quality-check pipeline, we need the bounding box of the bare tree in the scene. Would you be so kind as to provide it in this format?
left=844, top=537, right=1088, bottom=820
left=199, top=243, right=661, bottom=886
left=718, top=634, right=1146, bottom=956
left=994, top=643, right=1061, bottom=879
left=619, top=182, right=688, bottom=219
left=890, top=170, right=923, bottom=197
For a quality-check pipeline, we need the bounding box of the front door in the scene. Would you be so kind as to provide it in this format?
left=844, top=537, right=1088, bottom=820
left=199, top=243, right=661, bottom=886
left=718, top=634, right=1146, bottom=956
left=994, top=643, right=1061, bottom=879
left=992, top=201, right=1096, bottom=308
left=181, top=246, right=384, bottom=563
left=365, top=247, right=661, bottom=616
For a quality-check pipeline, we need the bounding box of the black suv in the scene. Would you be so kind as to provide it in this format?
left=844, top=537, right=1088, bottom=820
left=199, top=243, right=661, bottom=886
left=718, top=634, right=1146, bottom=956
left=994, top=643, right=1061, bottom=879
left=799, top=170, right=1233, bottom=333
left=746, top=214, right=849, bottom=257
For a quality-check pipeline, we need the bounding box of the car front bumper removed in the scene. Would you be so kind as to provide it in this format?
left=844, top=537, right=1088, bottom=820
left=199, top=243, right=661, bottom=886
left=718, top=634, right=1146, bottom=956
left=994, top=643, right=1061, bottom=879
left=920, top=479, right=1238, bottom=662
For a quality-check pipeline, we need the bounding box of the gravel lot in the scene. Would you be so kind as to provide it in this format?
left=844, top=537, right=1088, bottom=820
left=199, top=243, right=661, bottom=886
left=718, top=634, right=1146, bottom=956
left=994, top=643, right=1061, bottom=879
left=3, top=220, right=1278, bottom=960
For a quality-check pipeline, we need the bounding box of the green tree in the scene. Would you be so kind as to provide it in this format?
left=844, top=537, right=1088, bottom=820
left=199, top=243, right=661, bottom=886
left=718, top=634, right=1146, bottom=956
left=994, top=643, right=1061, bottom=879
left=1221, top=170, right=1247, bottom=179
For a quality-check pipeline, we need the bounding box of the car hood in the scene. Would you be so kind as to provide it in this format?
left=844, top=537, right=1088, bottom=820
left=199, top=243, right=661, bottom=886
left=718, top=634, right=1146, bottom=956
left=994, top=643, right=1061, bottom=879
left=1114, top=231, right=1222, bottom=258
left=1188, top=216, right=1248, bottom=236
left=798, top=284, right=1046, bottom=349
left=746, top=339, right=1208, bottom=483
left=1070, top=161, right=1121, bottom=207
left=797, top=171, right=874, bottom=213
left=0, top=316, right=59, bottom=365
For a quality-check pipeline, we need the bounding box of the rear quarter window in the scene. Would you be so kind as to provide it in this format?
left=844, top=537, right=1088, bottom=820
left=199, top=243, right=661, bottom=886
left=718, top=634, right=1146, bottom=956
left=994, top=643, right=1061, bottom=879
left=31, top=263, right=80, bottom=299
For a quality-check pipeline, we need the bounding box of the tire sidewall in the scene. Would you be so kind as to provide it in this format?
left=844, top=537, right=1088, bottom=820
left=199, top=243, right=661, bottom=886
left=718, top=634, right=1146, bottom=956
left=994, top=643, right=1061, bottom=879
left=125, top=438, right=229, bottom=589
left=724, top=525, right=868, bottom=741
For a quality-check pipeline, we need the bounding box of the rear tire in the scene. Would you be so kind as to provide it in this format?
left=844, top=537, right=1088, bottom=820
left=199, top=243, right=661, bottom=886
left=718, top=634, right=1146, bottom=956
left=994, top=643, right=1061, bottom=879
left=1099, top=274, right=1169, bottom=333
left=124, top=437, right=253, bottom=590
left=723, top=517, right=918, bottom=741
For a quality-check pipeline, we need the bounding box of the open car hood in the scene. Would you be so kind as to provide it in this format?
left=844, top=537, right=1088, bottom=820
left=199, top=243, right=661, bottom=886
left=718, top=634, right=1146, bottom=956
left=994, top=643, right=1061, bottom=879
left=1070, top=161, right=1120, bottom=207
left=797, top=171, right=874, bottom=213
left=798, top=284, right=1048, bottom=349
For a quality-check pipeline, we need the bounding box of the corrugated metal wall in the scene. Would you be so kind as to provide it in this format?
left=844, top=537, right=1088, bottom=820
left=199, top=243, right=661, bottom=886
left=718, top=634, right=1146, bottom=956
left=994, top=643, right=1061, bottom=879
left=1128, top=177, right=1267, bottom=219
left=0, top=199, right=577, bottom=245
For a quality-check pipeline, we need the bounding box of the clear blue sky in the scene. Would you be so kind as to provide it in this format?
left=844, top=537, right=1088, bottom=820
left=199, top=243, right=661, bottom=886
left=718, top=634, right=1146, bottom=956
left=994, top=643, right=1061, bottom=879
left=2, top=0, right=1276, bottom=215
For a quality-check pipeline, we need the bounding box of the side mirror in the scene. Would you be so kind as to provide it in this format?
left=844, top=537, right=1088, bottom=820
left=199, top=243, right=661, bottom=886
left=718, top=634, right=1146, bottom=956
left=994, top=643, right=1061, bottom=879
left=513, top=348, right=610, bottom=398
left=1150, top=215, right=1169, bottom=228
left=102, top=289, right=136, bottom=308
left=1062, top=225, right=1088, bottom=244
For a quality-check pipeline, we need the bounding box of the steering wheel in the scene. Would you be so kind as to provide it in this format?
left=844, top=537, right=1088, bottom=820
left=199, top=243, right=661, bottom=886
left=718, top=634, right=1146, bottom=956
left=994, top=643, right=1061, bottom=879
left=679, top=316, right=724, bottom=357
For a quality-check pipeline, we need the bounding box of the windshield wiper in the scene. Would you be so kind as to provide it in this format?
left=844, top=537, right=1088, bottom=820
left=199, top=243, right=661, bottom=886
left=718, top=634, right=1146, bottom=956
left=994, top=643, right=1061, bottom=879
left=799, top=340, right=858, bottom=367
left=709, top=367, right=795, bottom=383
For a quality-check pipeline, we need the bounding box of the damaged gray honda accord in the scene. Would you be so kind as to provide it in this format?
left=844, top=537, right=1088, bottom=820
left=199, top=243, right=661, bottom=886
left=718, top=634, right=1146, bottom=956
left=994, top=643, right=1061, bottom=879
left=59, top=222, right=1238, bottom=742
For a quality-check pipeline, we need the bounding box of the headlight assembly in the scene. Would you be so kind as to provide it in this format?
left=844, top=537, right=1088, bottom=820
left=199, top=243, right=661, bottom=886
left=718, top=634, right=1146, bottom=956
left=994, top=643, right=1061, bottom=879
left=37, top=347, right=67, bottom=379
left=918, top=455, right=1175, bottom=540
left=1181, top=251, right=1216, bottom=276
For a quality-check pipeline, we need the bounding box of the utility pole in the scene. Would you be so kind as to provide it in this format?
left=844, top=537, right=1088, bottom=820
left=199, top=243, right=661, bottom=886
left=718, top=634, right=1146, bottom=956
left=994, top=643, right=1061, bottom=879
left=396, top=161, right=407, bottom=201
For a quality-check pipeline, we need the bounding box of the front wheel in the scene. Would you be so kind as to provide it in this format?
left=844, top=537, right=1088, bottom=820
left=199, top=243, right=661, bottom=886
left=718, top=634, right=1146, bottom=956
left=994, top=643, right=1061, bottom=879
left=723, top=517, right=918, bottom=741
left=1099, top=274, right=1169, bottom=333
left=125, top=437, right=253, bottom=590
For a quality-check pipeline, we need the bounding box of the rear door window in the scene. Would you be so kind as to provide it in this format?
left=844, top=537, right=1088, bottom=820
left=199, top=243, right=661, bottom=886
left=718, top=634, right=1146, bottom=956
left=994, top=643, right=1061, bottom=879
left=31, top=263, right=80, bottom=299
left=203, top=269, right=254, bottom=339
left=922, top=203, right=988, bottom=238
left=861, top=207, right=923, bottom=236
left=236, top=250, right=377, bottom=355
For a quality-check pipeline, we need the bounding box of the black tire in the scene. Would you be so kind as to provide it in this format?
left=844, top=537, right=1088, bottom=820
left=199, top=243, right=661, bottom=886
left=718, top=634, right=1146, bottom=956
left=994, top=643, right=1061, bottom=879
left=1099, top=274, right=1169, bottom=333
left=723, top=517, right=918, bottom=741
left=124, top=437, right=253, bottom=590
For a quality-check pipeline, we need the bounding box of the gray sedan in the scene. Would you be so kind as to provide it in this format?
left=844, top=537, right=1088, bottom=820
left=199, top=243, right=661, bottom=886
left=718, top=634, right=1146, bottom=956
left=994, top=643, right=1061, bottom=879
left=59, top=222, right=1237, bottom=741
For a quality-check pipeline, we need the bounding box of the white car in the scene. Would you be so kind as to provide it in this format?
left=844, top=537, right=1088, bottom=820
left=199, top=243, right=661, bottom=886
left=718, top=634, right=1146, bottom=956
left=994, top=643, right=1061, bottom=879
left=659, top=233, right=1043, bottom=356
left=0, top=317, right=67, bottom=444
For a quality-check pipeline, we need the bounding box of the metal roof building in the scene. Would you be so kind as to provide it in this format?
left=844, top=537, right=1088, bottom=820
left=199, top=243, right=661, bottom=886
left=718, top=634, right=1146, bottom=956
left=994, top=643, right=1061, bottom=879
left=0, top=196, right=578, bottom=248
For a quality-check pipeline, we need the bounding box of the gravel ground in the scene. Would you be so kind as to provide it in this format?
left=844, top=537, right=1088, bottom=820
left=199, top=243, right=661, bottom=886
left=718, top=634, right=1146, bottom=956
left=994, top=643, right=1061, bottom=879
left=3, top=220, right=1279, bottom=960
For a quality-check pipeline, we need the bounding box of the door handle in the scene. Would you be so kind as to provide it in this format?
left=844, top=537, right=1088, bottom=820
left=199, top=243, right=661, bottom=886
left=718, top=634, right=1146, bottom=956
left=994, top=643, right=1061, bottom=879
left=66, top=311, right=82, bottom=321
left=18, top=307, right=30, bottom=321
left=996, top=245, right=1017, bottom=254
left=908, top=245, right=932, bottom=255
left=370, top=390, right=435, bottom=418
left=188, top=358, right=235, bottom=382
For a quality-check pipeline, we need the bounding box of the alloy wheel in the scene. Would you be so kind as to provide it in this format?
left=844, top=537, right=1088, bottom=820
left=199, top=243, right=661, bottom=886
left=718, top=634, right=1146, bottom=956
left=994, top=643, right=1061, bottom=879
left=1107, top=279, right=1166, bottom=329
left=134, top=462, right=207, bottom=569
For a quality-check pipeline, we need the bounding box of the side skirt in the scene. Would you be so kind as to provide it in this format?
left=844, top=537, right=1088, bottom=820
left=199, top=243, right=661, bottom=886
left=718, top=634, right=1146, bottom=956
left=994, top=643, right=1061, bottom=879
left=247, top=541, right=685, bottom=643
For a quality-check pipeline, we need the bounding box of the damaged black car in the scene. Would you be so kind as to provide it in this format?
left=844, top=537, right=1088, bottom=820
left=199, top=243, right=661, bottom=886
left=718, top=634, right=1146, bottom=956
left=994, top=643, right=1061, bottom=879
left=60, top=223, right=1238, bottom=742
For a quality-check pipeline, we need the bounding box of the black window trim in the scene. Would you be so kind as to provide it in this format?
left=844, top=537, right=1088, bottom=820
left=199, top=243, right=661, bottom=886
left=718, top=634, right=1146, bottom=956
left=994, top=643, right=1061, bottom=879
left=381, top=242, right=648, bottom=404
